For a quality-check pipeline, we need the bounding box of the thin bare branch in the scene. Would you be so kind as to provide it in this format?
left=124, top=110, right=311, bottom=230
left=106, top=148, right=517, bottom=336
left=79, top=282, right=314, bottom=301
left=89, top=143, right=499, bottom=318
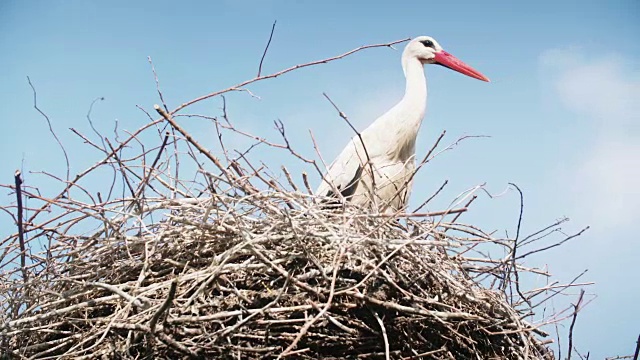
left=27, top=76, right=71, bottom=193
left=257, top=20, right=277, bottom=77
left=567, top=289, right=586, bottom=360
left=172, top=38, right=410, bottom=113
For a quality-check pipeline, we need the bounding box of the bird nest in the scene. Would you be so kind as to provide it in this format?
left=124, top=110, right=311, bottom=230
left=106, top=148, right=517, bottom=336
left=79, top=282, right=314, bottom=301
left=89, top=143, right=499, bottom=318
left=0, top=39, right=587, bottom=359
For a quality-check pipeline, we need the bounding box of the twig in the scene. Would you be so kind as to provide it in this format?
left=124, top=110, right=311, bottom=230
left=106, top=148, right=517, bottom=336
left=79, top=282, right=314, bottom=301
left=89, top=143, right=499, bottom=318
left=272, top=119, right=322, bottom=169
left=14, top=170, right=28, bottom=308
left=451, top=195, right=478, bottom=224
left=531, top=269, right=589, bottom=310
left=516, top=226, right=590, bottom=260
left=279, top=246, right=344, bottom=358
left=149, top=278, right=178, bottom=333
left=509, top=183, right=524, bottom=241
left=148, top=56, right=169, bottom=112
left=104, top=138, right=140, bottom=212
left=257, top=20, right=277, bottom=77
left=347, top=291, right=483, bottom=321
left=218, top=277, right=290, bottom=338
left=356, top=208, right=467, bottom=218
left=154, top=105, right=230, bottom=182
left=281, top=166, right=299, bottom=192
left=110, top=323, right=199, bottom=357
left=302, top=172, right=313, bottom=194
left=322, top=92, right=376, bottom=200
left=567, top=289, right=586, bottom=360
left=27, top=76, right=71, bottom=194
left=520, top=217, right=569, bottom=247
left=372, top=311, right=390, bottom=360
left=172, top=38, right=410, bottom=114
left=506, top=182, right=529, bottom=307
left=397, top=132, right=487, bottom=207
left=135, top=131, right=170, bottom=200
left=422, top=130, right=447, bottom=163
left=69, top=128, right=107, bottom=153
left=401, top=348, right=446, bottom=359
left=86, top=282, right=149, bottom=310
left=86, top=96, right=106, bottom=150
left=412, top=179, right=448, bottom=213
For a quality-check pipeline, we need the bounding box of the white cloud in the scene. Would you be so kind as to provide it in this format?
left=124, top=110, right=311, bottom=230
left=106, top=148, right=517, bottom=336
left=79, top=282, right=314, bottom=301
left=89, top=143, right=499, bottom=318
left=541, top=48, right=640, bottom=226
left=574, top=138, right=640, bottom=226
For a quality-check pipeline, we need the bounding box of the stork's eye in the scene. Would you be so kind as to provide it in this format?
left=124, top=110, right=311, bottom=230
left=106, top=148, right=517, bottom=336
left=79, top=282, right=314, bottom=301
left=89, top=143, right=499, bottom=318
left=421, top=40, right=434, bottom=48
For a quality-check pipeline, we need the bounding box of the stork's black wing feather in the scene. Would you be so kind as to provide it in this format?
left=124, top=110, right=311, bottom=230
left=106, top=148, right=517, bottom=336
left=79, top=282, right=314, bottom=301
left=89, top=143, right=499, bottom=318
left=323, top=164, right=363, bottom=207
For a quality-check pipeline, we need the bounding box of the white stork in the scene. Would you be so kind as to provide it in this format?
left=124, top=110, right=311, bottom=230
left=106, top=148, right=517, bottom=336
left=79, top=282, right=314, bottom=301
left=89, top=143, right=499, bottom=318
left=316, top=36, right=489, bottom=212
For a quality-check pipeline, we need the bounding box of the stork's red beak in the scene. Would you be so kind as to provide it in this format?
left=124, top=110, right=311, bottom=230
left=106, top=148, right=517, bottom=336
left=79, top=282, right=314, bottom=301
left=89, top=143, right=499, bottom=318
left=434, top=51, right=490, bottom=82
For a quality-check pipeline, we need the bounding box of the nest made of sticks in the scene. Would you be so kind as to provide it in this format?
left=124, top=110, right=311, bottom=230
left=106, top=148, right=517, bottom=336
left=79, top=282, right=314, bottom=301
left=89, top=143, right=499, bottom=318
left=0, top=38, right=589, bottom=359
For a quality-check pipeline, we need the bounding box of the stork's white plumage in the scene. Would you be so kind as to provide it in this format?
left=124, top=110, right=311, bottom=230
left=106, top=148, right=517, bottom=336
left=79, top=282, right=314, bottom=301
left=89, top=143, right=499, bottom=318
left=316, top=36, right=489, bottom=212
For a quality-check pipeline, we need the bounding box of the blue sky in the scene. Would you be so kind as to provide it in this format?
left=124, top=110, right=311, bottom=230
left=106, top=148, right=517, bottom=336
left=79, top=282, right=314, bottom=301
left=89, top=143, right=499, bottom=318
left=1, top=1, right=639, bottom=358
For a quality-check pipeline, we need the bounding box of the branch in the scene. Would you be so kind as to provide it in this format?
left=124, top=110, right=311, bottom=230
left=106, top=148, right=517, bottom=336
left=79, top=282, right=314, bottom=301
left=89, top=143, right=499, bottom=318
left=357, top=207, right=467, bottom=218
left=149, top=279, right=178, bottom=334
left=27, top=76, right=71, bottom=193
left=134, top=131, right=170, bottom=200
left=567, top=289, right=586, bottom=360
left=506, top=182, right=529, bottom=307
left=516, top=226, right=590, bottom=260
left=257, top=20, right=277, bottom=77
left=279, top=247, right=344, bottom=358
left=154, top=105, right=226, bottom=176
left=86, top=96, right=106, bottom=150
left=14, top=170, right=28, bottom=310
left=372, top=311, right=390, bottom=360
left=412, top=179, right=448, bottom=213
left=172, top=38, right=410, bottom=114
left=148, top=56, right=169, bottom=112
left=322, top=92, right=376, bottom=202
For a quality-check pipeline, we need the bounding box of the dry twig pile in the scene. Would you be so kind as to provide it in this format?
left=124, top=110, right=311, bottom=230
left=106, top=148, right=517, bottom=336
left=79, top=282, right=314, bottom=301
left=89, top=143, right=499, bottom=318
left=1, top=38, right=588, bottom=359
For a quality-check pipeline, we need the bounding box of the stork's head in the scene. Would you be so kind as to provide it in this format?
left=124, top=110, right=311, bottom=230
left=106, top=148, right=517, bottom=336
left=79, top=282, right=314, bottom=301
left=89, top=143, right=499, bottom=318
left=404, top=36, right=489, bottom=82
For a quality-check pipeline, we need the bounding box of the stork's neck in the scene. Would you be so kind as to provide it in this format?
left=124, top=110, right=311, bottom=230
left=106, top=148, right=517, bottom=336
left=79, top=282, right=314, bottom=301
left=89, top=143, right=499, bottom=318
left=398, top=56, right=427, bottom=132
left=362, top=55, right=428, bottom=161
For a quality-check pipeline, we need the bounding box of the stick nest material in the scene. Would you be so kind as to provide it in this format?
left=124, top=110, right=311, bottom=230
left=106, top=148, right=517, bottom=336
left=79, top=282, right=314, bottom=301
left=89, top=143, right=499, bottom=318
left=1, top=193, right=557, bottom=359
left=0, top=39, right=586, bottom=359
